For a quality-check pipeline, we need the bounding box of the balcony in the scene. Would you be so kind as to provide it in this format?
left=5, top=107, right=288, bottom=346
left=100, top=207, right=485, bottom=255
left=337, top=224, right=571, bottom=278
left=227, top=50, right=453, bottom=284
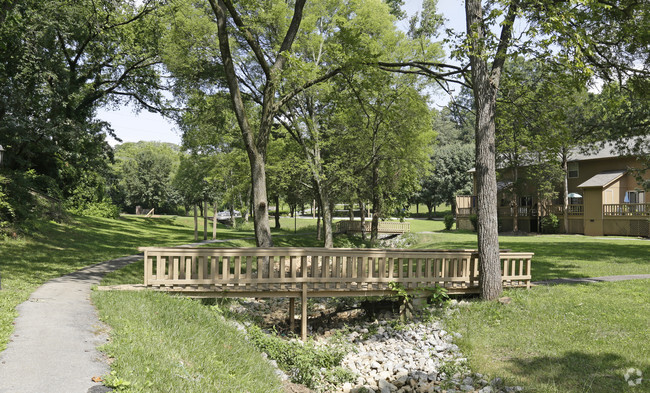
left=603, top=203, right=649, bottom=216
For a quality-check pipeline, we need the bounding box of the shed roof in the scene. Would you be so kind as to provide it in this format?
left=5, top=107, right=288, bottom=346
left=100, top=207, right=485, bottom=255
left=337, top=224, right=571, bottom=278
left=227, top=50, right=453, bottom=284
left=578, top=170, right=627, bottom=188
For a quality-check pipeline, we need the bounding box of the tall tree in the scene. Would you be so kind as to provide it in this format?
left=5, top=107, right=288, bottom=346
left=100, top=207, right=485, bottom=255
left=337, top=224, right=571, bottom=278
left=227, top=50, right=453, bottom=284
left=207, top=0, right=308, bottom=247
left=462, top=0, right=519, bottom=299
left=0, top=0, right=165, bottom=198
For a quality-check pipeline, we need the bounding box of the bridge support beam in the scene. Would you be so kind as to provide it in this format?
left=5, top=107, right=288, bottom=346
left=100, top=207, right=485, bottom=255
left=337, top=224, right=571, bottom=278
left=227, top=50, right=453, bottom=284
left=301, top=285, right=308, bottom=341
left=289, top=298, right=295, bottom=334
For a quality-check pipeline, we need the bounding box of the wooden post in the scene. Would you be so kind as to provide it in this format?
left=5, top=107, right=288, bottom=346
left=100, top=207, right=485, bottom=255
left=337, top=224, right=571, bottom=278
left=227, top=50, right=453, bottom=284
left=289, top=298, right=295, bottom=334
left=301, top=284, right=308, bottom=341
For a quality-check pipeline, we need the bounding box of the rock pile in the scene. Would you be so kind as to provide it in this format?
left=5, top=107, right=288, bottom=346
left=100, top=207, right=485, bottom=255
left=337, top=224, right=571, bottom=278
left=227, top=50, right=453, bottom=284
left=227, top=298, right=523, bottom=393
left=321, top=318, right=522, bottom=393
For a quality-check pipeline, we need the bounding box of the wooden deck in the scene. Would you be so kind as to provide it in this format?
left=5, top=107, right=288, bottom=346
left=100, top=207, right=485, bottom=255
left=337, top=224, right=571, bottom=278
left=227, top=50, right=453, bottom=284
left=130, top=247, right=533, bottom=339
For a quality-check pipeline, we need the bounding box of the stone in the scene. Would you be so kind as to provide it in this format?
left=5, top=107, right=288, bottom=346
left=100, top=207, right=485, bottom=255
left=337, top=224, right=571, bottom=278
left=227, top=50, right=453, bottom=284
left=394, top=375, right=408, bottom=388
left=462, top=377, right=474, bottom=386
left=378, top=379, right=397, bottom=393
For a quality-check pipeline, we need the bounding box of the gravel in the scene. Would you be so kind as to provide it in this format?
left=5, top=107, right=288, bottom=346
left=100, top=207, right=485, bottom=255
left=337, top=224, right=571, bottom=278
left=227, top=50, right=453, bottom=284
left=227, top=298, right=524, bottom=393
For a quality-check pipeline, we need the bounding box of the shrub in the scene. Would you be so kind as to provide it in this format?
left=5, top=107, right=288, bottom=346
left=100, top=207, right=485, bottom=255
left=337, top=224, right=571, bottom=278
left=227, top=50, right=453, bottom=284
left=67, top=200, right=120, bottom=219
left=444, top=214, right=455, bottom=230
left=247, top=325, right=353, bottom=389
left=540, top=213, right=559, bottom=234
left=469, top=214, right=478, bottom=231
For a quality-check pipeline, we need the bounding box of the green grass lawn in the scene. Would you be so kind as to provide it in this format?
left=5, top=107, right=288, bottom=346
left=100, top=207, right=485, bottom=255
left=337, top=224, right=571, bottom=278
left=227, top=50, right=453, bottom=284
left=412, top=231, right=650, bottom=281
left=445, top=281, right=650, bottom=393
left=93, top=291, right=283, bottom=393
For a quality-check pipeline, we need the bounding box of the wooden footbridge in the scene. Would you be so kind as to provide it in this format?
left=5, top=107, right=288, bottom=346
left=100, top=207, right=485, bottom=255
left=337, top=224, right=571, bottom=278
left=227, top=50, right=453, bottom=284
left=110, top=247, right=533, bottom=339
left=335, top=220, right=411, bottom=234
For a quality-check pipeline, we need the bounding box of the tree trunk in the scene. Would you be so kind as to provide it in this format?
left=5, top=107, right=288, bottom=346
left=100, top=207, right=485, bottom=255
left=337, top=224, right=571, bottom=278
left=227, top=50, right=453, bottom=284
left=320, top=192, right=334, bottom=248
left=416, top=203, right=419, bottom=214
left=211, top=0, right=273, bottom=249
left=274, top=194, right=281, bottom=229
left=212, top=201, right=218, bottom=240
left=562, top=152, right=569, bottom=234
left=229, top=204, right=237, bottom=229
left=316, top=198, right=322, bottom=241
left=371, top=198, right=380, bottom=243
left=360, top=201, right=366, bottom=237
left=244, top=184, right=252, bottom=222
left=512, top=163, right=519, bottom=233
left=312, top=199, right=316, bottom=219
left=371, top=163, right=380, bottom=243
left=348, top=203, right=354, bottom=221
left=193, top=204, right=198, bottom=241
left=465, top=0, right=517, bottom=300
left=203, top=200, right=208, bottom=240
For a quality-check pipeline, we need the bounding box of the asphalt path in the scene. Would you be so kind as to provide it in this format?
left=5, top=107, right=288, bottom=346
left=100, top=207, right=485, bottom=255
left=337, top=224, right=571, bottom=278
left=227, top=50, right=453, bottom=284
left=0, top=255, right=140, bottom=393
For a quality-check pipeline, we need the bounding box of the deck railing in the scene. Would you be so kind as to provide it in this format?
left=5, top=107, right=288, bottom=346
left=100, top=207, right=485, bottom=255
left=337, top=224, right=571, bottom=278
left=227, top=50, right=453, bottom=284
left=548, top=204, right=584, bottom=216
left=335, top=220, right=410, bottom=234
left=603, top=203, right=649, bottom=216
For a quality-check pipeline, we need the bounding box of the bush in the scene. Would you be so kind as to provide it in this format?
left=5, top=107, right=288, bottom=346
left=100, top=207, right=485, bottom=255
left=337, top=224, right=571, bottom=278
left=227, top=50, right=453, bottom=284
left=469, top=214, right=478, bottom=231
left=540, top=213, right=559, bottom=234
left=67, top=200, right=120, bottom=219
left=247, top=325, right=353, bottom=389
left=444, top=214, right=455, bottom=230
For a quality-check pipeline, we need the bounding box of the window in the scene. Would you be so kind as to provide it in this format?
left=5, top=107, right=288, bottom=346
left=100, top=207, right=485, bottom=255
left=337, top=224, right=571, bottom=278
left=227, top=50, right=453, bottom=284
left=625, top=191, right=638, bottom=204
left=568, top=162, right=579, bottom=178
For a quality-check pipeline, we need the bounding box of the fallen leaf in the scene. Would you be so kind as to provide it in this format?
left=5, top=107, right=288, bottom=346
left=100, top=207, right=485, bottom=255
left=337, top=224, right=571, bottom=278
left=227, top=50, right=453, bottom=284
left=91, top=376, right=103, bottom=383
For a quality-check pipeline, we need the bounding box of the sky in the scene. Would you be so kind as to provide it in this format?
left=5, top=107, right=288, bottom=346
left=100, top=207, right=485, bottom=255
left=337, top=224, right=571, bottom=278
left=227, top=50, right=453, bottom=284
left=98, top=0, right=467, bottom=147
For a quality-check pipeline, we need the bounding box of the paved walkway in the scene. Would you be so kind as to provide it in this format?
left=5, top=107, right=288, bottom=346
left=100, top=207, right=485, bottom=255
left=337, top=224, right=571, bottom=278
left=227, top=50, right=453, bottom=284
left=0, top=254, right=140, bottom=393
left=534, top=274, right=650, bottom=286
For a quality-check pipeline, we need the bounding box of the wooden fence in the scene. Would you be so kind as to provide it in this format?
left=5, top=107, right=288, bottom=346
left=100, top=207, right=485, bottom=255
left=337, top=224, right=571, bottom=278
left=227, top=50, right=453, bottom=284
left=335, top=220, right=410, bottom=234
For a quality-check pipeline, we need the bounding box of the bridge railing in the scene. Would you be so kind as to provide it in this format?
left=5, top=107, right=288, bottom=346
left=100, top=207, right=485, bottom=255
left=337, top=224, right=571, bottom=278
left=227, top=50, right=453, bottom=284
left=140, top=247, right=532, bottom=296
left=335, top=221, right=410, bottom=234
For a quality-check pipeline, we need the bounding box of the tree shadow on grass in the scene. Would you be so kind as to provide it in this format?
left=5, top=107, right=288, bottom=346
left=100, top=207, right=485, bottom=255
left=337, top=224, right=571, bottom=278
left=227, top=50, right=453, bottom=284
left=506, top=351, right=649, bottom=393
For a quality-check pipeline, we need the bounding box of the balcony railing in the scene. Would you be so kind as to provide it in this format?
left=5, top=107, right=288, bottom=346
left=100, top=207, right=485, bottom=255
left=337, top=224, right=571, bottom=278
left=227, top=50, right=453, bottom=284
left=603, top=203, right=649, bottom=216
left=549, top=204, right=584, bottom=216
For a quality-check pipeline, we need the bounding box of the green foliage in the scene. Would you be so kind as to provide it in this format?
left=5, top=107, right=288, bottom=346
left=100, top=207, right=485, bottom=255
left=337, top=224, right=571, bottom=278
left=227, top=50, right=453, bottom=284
left=0, top=175, right=15, bottom=226
left=388, top=281, right=411, bottom=301
left=112, top=142, right=181, bottom=213
left=246, top=325, right=352, bottom=389
left=66, top=200, right=120, bottom=219
left=469, top=214, right=478, bottom=231
left=426, top=285, right=450, bottom=306
left=540, top=213, right=559, bottom=234
left=0, top=0, right=164, bottom=202
left=444, top=214, right=454, bottom=230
